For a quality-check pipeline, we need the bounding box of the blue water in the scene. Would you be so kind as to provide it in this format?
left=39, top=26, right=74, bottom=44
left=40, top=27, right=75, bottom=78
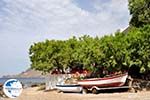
left=0, top=77, right=45, bottom=87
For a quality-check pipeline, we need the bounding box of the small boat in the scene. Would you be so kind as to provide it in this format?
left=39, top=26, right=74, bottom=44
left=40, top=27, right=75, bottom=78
left=78, top=73, right=128, bottom=88
left=56, top=84, right=82, bottom=93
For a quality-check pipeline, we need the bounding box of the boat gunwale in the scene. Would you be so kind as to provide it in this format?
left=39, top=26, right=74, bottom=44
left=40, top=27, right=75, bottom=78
left=56, top=84, right=81, bottom=87
left=78, top=73, right=128, bottom=82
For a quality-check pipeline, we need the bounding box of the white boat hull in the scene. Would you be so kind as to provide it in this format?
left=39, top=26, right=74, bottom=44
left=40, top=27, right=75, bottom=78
left=56, top=84, right=82, bottom=93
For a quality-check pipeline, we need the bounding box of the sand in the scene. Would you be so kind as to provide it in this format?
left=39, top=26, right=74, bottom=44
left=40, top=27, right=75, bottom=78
left=1, top=87, right=150, bottom=100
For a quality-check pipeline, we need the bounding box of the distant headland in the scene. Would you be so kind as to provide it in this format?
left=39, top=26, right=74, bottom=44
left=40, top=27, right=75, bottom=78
left=2, top=69, right=45, bottom=78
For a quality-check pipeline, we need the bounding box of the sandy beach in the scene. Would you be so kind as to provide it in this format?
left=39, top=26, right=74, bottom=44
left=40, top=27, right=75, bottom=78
left=1, top=87, right=150, bottom=100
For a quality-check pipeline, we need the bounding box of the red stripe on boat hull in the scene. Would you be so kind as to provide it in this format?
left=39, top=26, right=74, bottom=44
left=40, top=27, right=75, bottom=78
left=81, top=82, right=125, bottom=88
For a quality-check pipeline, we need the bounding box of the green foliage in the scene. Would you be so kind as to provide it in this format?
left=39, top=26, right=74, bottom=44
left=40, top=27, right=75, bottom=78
left=29, top=25, right=150, bottom=74
left=128, top=0, right=150, bottom=27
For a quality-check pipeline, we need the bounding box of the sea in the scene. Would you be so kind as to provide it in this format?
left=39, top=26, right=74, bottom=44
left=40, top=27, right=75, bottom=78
left=0, top=77, right=45, bottom=88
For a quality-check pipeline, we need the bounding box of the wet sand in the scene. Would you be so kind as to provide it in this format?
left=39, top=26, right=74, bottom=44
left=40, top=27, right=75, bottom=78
left=2, top=87, right=150, bottom=100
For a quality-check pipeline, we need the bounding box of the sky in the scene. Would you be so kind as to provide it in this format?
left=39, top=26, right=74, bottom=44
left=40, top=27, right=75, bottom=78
left=0, top=0, right=130, bottom=77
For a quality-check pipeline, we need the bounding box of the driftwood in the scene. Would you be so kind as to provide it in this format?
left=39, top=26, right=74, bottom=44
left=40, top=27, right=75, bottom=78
left=0, top=83, right=4, bottom=97
left=0, top=83, right=3, bottom=91
left=127, top=76, right=150, bottom=92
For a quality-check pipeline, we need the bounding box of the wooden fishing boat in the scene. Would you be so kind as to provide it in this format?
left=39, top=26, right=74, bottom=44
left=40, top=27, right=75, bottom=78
left=78, top=73, right=128, bottom=94
left=78, top=73, right=128, bottom=88
left=56, top=84, right=82, bottom=93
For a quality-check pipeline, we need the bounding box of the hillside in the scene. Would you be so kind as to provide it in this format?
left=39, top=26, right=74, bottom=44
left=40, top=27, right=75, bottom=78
left=17, top=68, right=45, bottom=78
left=2, top=68, right=45, bottom=78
